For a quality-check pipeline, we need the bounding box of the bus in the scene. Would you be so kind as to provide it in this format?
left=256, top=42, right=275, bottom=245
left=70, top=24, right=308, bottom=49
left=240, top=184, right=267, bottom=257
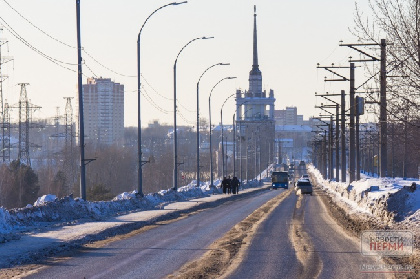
left=271, top=171, right=289, bottom=189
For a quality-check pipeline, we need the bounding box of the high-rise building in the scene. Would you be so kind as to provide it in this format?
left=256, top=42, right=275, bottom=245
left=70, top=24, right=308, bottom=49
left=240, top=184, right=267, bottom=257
left=82, top=77, right=124, bottom=146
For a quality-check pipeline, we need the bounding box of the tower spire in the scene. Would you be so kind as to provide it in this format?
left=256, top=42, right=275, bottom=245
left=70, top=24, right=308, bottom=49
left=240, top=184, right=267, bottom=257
left=252, top=5, right=259, bottom=70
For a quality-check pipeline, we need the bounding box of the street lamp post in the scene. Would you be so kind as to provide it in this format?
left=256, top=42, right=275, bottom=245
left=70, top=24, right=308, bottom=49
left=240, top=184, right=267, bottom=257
left=173, top=36, right=213, bottom=191
left=196, top=63, right=229, bottom=188
left=221, top=93, right=235, bottom=178
left=137, top=1, right=187, bottom=196
left=232, top=101, right=250, bottom=180
left=209, top=77, right=236, bottom=188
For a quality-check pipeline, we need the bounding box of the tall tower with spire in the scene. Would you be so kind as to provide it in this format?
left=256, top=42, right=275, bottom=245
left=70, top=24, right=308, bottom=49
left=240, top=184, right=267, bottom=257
left=236, top=5, right=275, bottom=121
left=249, top=5, right=262, bottom=97
left=235, top=5, right=276, bottom=182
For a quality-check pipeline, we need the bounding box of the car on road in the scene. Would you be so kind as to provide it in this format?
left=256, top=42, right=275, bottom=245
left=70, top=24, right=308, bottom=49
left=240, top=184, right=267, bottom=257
left=295, top=179, right=313, bottom=195
left=301, top=174, right=309, bottom=180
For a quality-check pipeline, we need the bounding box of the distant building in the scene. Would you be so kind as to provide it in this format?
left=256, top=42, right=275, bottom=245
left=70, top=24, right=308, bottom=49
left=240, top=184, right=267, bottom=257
left=233, top=6, right=275, bottom=181
left=82, top=77, right=124, bottom=146
left=274, top=106, right=302, bottom=125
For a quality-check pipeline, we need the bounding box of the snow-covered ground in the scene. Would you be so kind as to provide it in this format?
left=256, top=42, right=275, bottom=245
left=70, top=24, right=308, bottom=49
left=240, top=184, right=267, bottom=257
left=0, top=166, right=273, bottom=244
left=309, top=165, right=420, bottom=229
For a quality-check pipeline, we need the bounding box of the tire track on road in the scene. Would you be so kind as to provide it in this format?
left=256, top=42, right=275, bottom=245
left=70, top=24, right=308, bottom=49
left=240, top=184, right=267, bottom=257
left=289, top=193, right=323, bottom=279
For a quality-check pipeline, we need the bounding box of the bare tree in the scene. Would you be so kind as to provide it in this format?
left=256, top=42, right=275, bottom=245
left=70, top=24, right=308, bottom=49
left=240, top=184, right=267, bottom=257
left=354, top=0, right=420, bottom=177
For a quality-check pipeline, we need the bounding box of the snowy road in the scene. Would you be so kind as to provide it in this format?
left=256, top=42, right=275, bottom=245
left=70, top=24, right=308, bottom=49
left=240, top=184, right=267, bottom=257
left=228, top=188, right=391, bottom=279
left=24, top=186, right=285, bottom=279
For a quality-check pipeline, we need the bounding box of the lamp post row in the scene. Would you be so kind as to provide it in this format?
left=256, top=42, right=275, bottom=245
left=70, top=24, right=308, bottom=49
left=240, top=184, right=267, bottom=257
left=79, top=1, right=237, bottom=198
left=173, top=36, right=214, bottom=191
left=196, top=63, right=230, bottom=188
left=208, top=77, right=237, bottom=188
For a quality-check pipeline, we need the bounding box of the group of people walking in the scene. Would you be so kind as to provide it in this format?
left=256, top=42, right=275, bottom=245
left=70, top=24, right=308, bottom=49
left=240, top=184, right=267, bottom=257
left=222, top=176, right=240, bottom=194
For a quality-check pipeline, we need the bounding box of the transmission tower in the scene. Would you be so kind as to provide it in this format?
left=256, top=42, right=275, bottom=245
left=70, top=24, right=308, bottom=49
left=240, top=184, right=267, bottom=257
left=0, top=28, right=13, bottom=162
left=64, top=97, right=74, bottom=152
left=18, top=83, right=30, bottom=165
left=12, top=84, right=41, bottom=166
left=2, top=102, right=10, bottom=161
left=63, top=97, right=75, bottom=195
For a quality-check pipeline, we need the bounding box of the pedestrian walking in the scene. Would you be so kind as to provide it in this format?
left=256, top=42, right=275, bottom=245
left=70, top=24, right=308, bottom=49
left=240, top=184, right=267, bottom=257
left=222, top=177, right=228, bottom=194
left=227, top=176, right=232, bottom=194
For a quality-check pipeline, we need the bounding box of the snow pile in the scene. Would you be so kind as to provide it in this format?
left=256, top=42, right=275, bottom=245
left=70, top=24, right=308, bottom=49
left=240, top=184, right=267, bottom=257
left=34, top=194, right=57, bottom=206
left=309, top=165, right=420, bottom=225
left=0, top=208, right=13, bottom=233
left=0, top=184, right=216, bottom=242
left=113, top=191, right=137, bottom=201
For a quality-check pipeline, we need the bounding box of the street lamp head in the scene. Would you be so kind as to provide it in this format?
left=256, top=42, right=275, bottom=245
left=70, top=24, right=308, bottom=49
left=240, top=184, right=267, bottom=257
left=219, top=63, right=230, bottom=66
left=202, top=36, right=214, bottom=40
left=171, top=1, right=188, bottom=5
left=227, top=76, right=237, bottom=80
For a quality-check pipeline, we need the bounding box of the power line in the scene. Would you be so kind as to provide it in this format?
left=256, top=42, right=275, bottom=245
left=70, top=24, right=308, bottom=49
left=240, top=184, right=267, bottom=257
left=2, top=0, right=75, bottom=49
left=0, top=16, right=77, bottom=71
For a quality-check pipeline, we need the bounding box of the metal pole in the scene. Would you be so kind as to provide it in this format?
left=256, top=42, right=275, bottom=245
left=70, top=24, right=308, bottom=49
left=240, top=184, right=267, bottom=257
left=221, top=109, right=224, bottom=177
left=173, top=36, right=213, bottom=191
left=380, top=39, right=387, bottom=177
left=137, top=1, right=187, bottom=196
left=329, top=117, right=333, bottom=180
left=209, top=95, right=213, bottom=187
left=392, top=122, right=394, bottom=178
left=233, top=114, right=236, bottom=177
left=208, top=77, right=236, bottom=187
left=76, top=0, right=86, bottom=200
left=341, top=90, right=346, bottom=182
left=225, top=135, right=228, bottom=176
left=349, top=63, right=355, bottom=183
left=196, top=62, right=229, bottom=188
left=246, top=134, right=249, bottom=183
left=254, top=130, right=257, bottom=180
left=335, top=104, right=340, bottom=181
left=239, top=121, right=242, bottom=184
left=356, top=97, right=360, bottom=180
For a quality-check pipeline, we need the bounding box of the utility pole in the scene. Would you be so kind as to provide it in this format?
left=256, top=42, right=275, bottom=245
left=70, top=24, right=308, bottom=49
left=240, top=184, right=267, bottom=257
left=379, top=39, right=387, bottom=177
left=335, top=104, right=339, bottom=181
left=349, top=63, right=356, bottom=182
left=340, top=40, right=387, bottom=177
left=317, top=64, right=355, bottom=182
left=341, top=90, right=346, bottom=182
left=329, top=117, right=333, bottom=180
left=76, top=0, right=86, bottom=200
left=315, top=92, right=343, bottom=182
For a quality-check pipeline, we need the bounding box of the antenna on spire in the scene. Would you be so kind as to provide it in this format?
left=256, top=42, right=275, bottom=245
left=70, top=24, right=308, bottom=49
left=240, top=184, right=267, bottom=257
left=254, top=5, right=256, bottom=14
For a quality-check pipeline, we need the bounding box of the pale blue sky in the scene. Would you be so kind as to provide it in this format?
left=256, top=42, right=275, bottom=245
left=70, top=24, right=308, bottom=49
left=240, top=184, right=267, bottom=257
left=0, top=0, right=373, bottom=127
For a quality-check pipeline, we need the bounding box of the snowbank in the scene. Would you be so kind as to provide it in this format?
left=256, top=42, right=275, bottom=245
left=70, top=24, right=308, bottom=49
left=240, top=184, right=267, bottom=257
left=309, top=165, right=420, bottom=226
left=34, top=194, right=57, bottom=206
left=0, top=184, right=215, bottom=243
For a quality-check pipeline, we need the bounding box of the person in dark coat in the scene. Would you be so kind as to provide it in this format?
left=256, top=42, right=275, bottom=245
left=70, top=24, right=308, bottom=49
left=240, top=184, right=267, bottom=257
left=231, top=177, right=239, bottom=194
left=222, top=177, right=227, bottom=194
left=226, top=176, right=232, bottom=194
left=410, top=182, right=417, bottom=192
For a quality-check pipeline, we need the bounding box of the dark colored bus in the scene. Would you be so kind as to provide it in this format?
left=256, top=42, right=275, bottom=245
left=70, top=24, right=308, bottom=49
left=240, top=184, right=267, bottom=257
left=271, top=171, right=289, bottom=189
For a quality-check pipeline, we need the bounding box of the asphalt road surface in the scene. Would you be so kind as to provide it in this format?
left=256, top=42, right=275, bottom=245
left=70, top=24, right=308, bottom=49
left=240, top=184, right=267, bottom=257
left=25, top=165, right=392, bottom=279
left=228, top=166, right=390, bottom=279
left=25, top=187, right=285, bottom=279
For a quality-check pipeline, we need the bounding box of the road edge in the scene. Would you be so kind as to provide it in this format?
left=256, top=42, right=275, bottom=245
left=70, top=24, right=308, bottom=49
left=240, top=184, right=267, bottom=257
left=166, top=188, right=292, bottom=279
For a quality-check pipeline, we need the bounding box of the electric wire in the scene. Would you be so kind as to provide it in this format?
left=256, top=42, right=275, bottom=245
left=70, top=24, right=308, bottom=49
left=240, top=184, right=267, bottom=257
left=141, top=85, right=170, bottom=114
left=2, top=0, right=136, bottom=78
left=0, top=16, right=77, bottom=72
left=2, top=0, right=75, bottom=49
